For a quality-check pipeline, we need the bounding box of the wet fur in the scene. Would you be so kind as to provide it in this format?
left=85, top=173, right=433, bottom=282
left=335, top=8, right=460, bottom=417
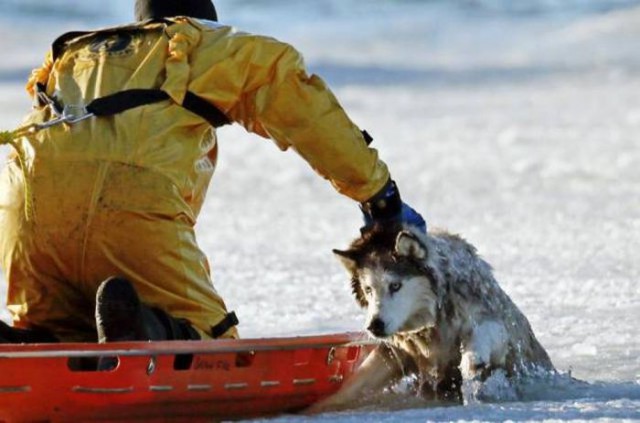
left=330, top=224, right=555, bottom=404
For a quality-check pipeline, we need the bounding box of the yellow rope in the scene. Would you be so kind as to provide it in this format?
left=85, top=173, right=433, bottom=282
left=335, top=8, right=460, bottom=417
left=1, top=125, right=37, bottom=221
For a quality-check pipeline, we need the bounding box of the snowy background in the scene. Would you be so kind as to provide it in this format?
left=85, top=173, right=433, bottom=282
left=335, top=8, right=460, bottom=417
left=0, top=0, right=638, bottom=421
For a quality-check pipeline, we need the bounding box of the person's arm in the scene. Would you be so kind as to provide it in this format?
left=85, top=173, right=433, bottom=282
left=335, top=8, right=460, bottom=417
left=191, top=27, right=425, bottom=229
left=231, top=41, right=389, bottom=202
left=191, top=29, right=387, bottom=201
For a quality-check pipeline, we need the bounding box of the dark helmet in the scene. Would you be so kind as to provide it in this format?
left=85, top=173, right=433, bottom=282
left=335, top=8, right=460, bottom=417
left=135, top=0, right=218, bottom=21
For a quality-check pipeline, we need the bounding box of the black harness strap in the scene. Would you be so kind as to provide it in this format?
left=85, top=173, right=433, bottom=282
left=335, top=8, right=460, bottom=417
left=182, top=91, right=231, bottom=128
left=210, top=311, right=239, bottom=338
left=86, top=89, right=170, bottom=116
left=83, top=89, right=230, bottom=128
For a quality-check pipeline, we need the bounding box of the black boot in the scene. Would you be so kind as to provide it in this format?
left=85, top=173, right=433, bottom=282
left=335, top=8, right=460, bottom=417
left=95, top=277, right=148, bottom=343
left=95, top=277, right=202, bottom=371
left=95, top=276, right=201, bottom=342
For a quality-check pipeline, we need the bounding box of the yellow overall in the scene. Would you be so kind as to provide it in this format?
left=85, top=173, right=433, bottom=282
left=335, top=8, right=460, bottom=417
left=0, top=18, right=389, bottom=342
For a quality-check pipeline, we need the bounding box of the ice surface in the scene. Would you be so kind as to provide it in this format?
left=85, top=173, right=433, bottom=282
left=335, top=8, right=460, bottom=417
left=0, top=0, right=638, bottom=421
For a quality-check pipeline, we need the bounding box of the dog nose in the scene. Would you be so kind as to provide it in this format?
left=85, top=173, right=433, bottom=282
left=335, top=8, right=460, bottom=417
left=367, top=318, right=386, bottom=337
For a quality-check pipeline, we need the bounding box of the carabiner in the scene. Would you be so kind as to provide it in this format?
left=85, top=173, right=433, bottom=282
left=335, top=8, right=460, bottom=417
left=35, top=104, right=94, bottom=130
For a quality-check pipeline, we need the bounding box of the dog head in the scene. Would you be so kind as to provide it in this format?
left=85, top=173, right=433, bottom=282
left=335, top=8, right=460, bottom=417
left=334, top=224, right=443, bottom=339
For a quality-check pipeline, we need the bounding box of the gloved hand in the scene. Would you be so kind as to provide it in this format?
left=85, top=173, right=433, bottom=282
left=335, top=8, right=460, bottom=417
left=360, top=179, right=426, bottom=232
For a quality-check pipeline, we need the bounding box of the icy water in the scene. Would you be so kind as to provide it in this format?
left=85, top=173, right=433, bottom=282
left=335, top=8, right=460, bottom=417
left=0, top=1, right=639, bottom=421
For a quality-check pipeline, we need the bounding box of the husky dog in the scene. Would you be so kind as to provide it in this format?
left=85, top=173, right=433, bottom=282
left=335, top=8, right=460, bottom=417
left=310, top=224, right=554, bottom=411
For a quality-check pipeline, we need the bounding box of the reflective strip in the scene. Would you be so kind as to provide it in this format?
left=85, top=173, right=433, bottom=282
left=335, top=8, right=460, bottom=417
left=260, top=381, right=280, bottom=388
left=0, top=386, right=30, bottom=393
left=187, top=384, right=212, bottom=392
left=149, top=385, right=173, bottom=392
left=72, top=386, right=134, bottom=394
left=224, top=383, right=248, bottom=391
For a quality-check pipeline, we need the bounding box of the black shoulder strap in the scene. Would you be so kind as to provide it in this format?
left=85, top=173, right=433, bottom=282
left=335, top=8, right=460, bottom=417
left=182, top=91, right=231, bottom=128
left=85, top=89, right=231, bottom=128
left=86, top=89, right=170, bottom=116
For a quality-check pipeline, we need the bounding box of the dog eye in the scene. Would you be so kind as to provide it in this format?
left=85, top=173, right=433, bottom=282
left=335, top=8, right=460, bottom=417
left=389, top=282, right=402, bottom=294
left=363, top=286, right=372, bottom=295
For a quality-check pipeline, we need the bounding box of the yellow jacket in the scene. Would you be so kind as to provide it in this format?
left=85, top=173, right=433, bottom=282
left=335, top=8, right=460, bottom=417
left=25, top=17, right=389, bottom=218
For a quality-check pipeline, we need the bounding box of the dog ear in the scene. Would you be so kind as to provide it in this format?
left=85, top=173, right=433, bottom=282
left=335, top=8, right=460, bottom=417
left=332, top=249, right=360, bottom=274
left=394, top=231, right=428, bottom=261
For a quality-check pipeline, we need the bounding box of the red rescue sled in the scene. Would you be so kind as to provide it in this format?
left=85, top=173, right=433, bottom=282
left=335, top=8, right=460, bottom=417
left=0, top=332, right=375, bottom=422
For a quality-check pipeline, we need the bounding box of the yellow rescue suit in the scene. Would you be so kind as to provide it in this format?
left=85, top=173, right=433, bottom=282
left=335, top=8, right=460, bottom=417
left=0, top=18, right=389, bottom=341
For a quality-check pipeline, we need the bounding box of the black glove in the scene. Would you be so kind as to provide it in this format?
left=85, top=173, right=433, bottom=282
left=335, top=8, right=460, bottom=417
left=360, top=179, right=426, bottom=232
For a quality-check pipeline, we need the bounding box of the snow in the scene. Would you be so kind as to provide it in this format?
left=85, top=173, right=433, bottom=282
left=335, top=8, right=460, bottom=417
left=0, top=0, right=639, bottom=421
